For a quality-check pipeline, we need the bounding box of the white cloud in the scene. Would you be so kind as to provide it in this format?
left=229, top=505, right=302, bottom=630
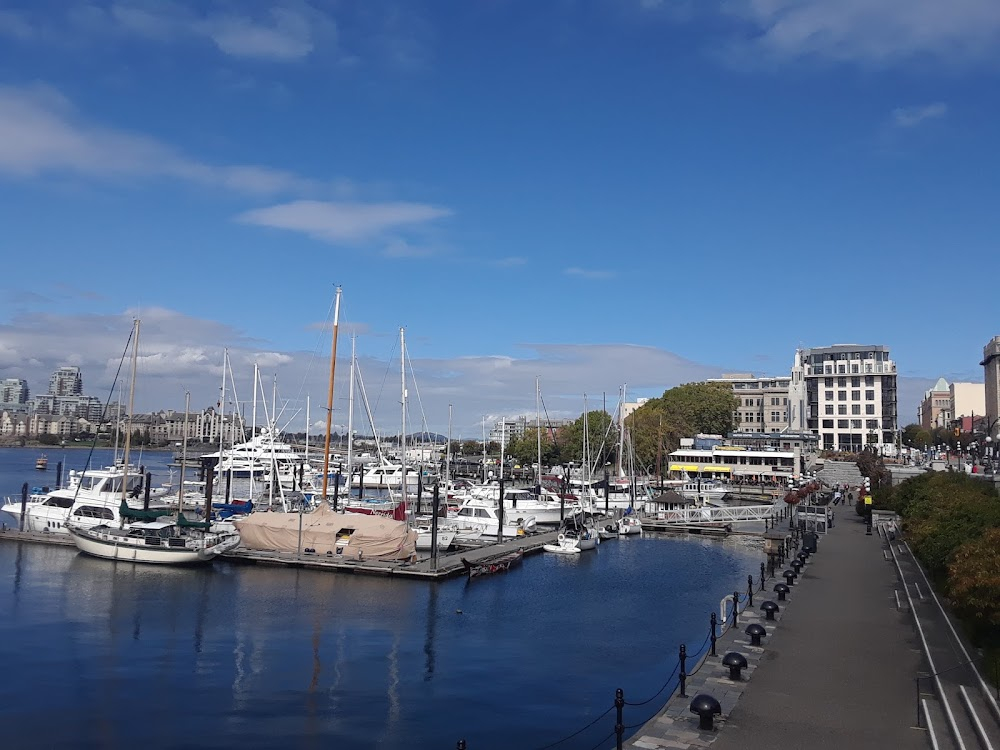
left=0, top=84, right=320, bottom=194
left=203, top=8, right=318, bottom=61
left=892, top=102, right=948, bottom=128
left=693, top=0, right=1000, bottom=66
left=237, top=200, right=453, bottom=244
left=0, top=9, right=34, bottom=39
left=564, top=267, right=616, bottom=280
left=47, top=1, right=336, bottom=62
left=0, top=308, right=726, bottom=436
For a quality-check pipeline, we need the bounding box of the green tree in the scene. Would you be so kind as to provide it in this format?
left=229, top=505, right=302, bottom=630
left=556, top=410, right=618, bottom=467
left=624, top=382, right=739, bottom=468
left=460, top=440, right=479, bottom=456
left=948, top=528, right=1000, bottom=637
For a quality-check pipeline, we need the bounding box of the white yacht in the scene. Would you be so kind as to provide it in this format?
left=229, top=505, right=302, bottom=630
left=1, top=488, right=50, bottom=527
left=24, top=464, right=172, bottom=535
left=353, top=462, right=420, bottom=491
left=204, top=429, right=306, bottom=484
left=466, top=484, right=576, bottom=526
left=449, top=497, right=536, bottom=539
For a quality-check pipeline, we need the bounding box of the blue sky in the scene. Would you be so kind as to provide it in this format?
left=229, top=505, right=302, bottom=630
left=1, top=0, right=997, bottom=436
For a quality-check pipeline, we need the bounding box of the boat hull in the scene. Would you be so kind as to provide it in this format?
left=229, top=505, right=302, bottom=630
left=67, top=526, right=240, bottom=565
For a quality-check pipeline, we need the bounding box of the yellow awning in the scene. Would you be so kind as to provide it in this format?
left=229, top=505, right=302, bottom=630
left=702, top=466, right=732, bottom=473
left=669, top=464, right=700, bottom=472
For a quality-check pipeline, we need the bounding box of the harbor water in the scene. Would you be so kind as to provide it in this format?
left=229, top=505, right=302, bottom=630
left=0, top=447, right=762, bottom=749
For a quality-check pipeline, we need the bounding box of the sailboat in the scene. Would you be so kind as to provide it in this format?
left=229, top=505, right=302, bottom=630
left=234, top=290, right=418, bottom=563
left=67, top=325, right=242, bottom=565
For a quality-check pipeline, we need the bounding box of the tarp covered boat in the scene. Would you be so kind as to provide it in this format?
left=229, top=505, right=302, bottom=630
left=234, top=503, right=417, bottom=562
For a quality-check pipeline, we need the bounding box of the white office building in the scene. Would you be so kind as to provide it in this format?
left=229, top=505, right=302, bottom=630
left=789, top=345, right=898, bottom=452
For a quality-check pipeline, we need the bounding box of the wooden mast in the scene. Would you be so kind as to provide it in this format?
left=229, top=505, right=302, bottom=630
left=321, top=287, right=342, bottom=501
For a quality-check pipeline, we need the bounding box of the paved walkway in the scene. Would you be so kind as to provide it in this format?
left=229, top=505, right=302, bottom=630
left=626, top=512, right=929, bottom=750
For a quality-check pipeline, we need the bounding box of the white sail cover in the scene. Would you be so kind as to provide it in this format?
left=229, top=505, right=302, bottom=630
left=235, top=503, right=417, bottom=562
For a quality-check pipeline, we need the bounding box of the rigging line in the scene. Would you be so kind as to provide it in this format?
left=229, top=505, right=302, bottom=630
left=528, top=704, right=616, bottom=750
left=623, top=660, right=680, bottom=707
left=585, top=730, right=617, bottom=750
left=403, top=346, right=432, bottom=437
left=289, top=293, right=339, bottom=409
left=370, top=335, right=399, bottom=427
left=354, top=357, right=385, bottom=463
left=73, top=324, right=136, bottom=503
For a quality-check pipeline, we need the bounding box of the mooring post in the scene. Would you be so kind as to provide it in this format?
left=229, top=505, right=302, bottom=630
left=710, top=612, right=718, bottom=656
left=733, top=590, right=740, bottom=626
left=143, top=472, right=152, bottom=510
left=431, top=483, right=440, bottom=571
left=748, top=575, right=755, bottom=607
left=615, top=688, right=625, bottom=750
left=679, top=644, right=687, bottom=697
left=19, top=482, right=28, bottom=532
left=333, top=463, right=341, bottom=511
left=760, top=562, right=766, bottom=589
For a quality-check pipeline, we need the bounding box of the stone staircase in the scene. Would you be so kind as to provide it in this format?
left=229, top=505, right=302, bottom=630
left=816, top=460, right=864, bottom=488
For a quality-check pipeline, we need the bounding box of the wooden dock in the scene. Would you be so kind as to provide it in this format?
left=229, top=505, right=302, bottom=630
left=0, top=524, right=560, bottom=580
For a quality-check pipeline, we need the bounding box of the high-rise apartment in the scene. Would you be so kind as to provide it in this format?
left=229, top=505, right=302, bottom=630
left=48, top=366, right=83, bottom=396
left=0, top=378, right=29, bottom=404
left=789, top=345, right=898, bottom=451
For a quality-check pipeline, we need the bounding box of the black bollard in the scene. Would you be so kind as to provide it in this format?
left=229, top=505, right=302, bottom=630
left=332, top=464, right=341, bottom=511
left=760, top=562, right=766, bottom=588
left=710, top=612, right=717, bottom=656
left=774, top=582, right=790, bottom=600
left=143, top=472, right=152, bottom=510
left=732, top=590, right=740, bottom=626
left=722, top=652, right=748, bottom=681
left=679, top=644, right=687, bottom=697
left=748, top=575, right=755, bottom=607
left=19, top=482, right=28, bottom=532
left=746, top=623, right=766, bottom=646
left=761, top=600, right=779, bottom=620
left=615, top=688, right=624, bottom=750
left=690, top=694, right=722, bottom=731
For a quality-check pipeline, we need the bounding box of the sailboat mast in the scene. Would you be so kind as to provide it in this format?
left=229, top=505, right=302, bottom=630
left=445, top=404, right=452, bottom=489
left=178, top=390, right=190, bottom=516
left=119, top=319, right=140, bottom=507
left=218, top=350, right=228, bottom=501
left=346, top=335, right=356, bottom=491
left=535, top=377, right=542, bottom=493
left=617, top=384, right=626, bottom=478
left=321, top=286, right=342, bottom=500
left=400, top=327, right=407, bottom=509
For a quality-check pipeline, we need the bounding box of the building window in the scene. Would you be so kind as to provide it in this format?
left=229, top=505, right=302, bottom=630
left=866, top=419, right=879, bottom=429
left=851, top=419, right=862, bottom=429
left=825, top=391, right=834, bottom=401
left=851, top=364, right=859, bottom=373
left=852, top=405, right=861, bottom=415
left=825, top=377, right=833, bottom=387
left=851, top=390, right=860, bottom=400
left=865, top=375, right=874, bottom=387
left=838, top=405, right=847, bottom=415
left=851, top=377, right=860, bottom=387
left=838, top=391, right=847, bottom=401
left=865, top=390, right=875, bottom=401
left=838, top=365, right=846, bottom=374
left=838, top=377, right=847, bottom=387
left=825, top=366, right=832, bottom=374
left=822, top=419, right=834, bottom=428
left=783, top=397, right=787, bottom=405
left=838, top=419, right=849, bottom=428
left=825, top=405, right=834, bottom=415
left=866, top=405, right=875, bottom=415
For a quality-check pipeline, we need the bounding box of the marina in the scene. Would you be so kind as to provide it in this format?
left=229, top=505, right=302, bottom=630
left=0, top=446, right=768, bottom=749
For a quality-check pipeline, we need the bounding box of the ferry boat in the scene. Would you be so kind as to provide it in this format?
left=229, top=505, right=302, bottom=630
left=35, top=455, right=48, bottom=471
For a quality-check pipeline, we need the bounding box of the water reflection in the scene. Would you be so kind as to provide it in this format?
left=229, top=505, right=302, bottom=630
left=0, top=535, right=762, bottom=750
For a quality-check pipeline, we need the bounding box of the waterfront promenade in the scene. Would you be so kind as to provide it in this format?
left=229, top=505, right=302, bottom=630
left=626, top=512, right=931, bottom=750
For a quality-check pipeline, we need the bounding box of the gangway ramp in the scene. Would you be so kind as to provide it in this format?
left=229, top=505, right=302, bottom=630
left=649, top=504, right=779, bottom=525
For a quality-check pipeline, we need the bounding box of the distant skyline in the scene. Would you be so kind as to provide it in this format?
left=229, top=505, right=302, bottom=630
left=1, top=1, right=996, bottom=435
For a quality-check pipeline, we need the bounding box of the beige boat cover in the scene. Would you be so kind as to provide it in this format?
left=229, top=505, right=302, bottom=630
left=234, top=504, right=417, bottom=562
